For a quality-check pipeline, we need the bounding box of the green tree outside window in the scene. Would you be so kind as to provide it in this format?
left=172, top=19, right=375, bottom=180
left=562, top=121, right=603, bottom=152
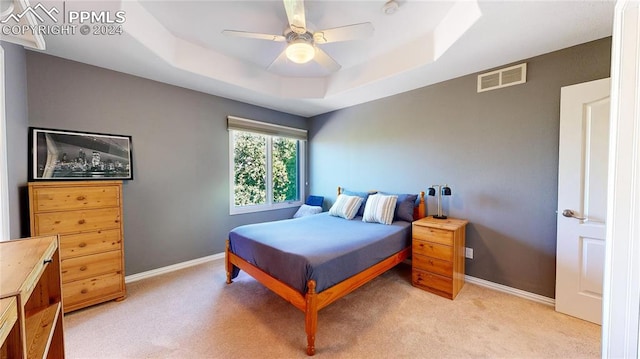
left=233, top=132, right=299, bottom=207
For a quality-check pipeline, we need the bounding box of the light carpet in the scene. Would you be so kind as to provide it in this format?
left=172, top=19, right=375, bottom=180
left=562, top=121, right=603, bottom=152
left=64, top=260, right=600, bottom=358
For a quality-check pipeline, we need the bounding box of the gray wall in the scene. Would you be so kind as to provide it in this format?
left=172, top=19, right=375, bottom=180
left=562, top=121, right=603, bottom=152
left=309, top=38, right=612, bottom=298
left=2, top=42, right=30, bottom=238
left=25, top=52, right=307, bottom=275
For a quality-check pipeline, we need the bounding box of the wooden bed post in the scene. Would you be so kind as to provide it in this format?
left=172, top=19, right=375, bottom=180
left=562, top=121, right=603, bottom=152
left=305, top=280, right=318, bottom=356
left=413, top=191, right=426, bottom=220
left=225, top=240, right=233, bottom=284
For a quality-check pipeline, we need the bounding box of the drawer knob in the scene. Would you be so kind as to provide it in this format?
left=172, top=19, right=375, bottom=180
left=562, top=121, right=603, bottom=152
left=79, top=242, right=87, bottom=248
left=78, top=219, right=86, bottom=224
left=429, top=260, right=434, bottom=265
left=81, top=289, right=88, bottom=294
left=79, top=266, right=87, bottom=271
left=77, top=196, right=86, bottom=201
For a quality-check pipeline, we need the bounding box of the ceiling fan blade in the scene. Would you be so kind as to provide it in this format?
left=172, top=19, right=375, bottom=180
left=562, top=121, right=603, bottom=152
left=267, top=50, right=289, bottom=70
left=222, top=30, right=286, bottom=42
left=283, top=0, right=306, bottom=34
left=313, top=22, right=374, bottom=44
left=314, top=47, right=341, bottom=72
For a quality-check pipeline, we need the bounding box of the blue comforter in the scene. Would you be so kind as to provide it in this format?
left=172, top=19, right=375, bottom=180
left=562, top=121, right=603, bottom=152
left=229, top=212, right=411, bottom=294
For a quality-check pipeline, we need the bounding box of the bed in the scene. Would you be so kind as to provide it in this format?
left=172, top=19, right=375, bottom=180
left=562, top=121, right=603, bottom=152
left=225, top=187, right=426, bottom=355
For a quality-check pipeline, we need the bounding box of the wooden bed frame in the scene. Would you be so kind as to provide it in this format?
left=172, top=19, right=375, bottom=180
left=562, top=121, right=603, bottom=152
left=225, top=187, right=426, bottom=355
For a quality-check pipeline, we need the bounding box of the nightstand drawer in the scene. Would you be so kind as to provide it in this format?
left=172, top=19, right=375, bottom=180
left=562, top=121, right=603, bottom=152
left=413, top=225, right=453, bottom=246
left=61, top=251, right=122, bottom=283
left=412, top=269, right=453, bottom=296
left=413, top=240, right=452, bottom=261
left=60, top=229, right=121, bottom=259
left=33, top=208, right=121, bottom=235
left=31, top=186, right=120, bottom=212
left=412, top=254, right=452, bottom=277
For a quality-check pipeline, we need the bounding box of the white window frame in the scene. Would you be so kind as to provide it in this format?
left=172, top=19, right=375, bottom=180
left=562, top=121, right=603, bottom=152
left=228, top=117, right=306, bottom=215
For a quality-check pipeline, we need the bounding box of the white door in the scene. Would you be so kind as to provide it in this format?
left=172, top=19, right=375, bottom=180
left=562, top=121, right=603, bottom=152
left=556, top=77, right=610, bottom=325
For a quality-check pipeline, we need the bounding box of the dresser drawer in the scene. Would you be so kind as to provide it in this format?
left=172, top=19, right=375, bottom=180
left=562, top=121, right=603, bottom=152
left=413, top=239, right=452, bottom=261
left=412, top=254, right=453, bottom=277
left=412, top=269, right=453, bottom=296
left=61, top=251, right=122, bottom=283
left=413, top=225, right=453, bottom=246
left=0, top=297, right=17, bottom=345
left=33, top=208, right=121, bottom=235
left=63, top=272, right=123, bottom=310
left=31, top=185, right=120, bottom=212
left=60, top=229, right=121, bottom=259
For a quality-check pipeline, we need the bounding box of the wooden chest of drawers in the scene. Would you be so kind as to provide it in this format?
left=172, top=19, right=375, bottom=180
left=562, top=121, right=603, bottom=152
left=412, top=216, right=468, bottom=299
left=29, top=181, right=126, bottom=313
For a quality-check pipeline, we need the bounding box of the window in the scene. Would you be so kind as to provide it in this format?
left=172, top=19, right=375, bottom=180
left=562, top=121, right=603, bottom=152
left=228, top=116, right=306, bottom=214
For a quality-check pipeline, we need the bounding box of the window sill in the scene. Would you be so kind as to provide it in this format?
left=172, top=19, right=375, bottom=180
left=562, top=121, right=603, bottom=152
left=230, top=201, right=303, bottom=215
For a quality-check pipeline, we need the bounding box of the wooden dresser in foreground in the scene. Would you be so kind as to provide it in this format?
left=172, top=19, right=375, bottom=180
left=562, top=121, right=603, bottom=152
left=29, top=181, right=126, bottom=313
left=412, top=216, right=468, bottom=299
left=0, top=235, right=65, bottom=358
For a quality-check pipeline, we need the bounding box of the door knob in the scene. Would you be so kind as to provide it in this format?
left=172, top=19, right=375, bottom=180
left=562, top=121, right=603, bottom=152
left=562, top=209, right=586, bottom=220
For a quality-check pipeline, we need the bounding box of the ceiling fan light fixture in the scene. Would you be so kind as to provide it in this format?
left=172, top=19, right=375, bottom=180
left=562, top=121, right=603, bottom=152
left=286, top=40, right=315, bottom=64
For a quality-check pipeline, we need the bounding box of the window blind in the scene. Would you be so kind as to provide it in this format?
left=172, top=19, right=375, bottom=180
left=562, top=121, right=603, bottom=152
left=227, top=116, right=307, bottom=141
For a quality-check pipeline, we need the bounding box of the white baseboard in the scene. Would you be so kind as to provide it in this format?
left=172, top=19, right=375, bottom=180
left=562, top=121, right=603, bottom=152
left=125, top=252, right=225, bottom=283
left=124, top=254, right=555, bottom=307
left=465, top=275, right=555, bottom=307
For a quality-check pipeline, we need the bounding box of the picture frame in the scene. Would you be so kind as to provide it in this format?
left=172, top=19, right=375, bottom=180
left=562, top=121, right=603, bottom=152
left=29, top=127, right=133, bottom=181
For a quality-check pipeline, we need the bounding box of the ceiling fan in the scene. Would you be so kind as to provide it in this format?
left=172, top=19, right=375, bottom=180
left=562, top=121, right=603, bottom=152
left=222, top=0, right=374, bottom=73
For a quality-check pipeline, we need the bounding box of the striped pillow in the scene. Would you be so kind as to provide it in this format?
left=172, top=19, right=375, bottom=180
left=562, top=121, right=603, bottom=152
left=328, top=194, right=363, bottom=220
left=362, top=193, right=398, bottom=225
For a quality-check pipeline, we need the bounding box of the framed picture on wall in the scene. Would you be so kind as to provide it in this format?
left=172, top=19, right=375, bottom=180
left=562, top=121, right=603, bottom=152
left=29, top=127, right=134, bottom=181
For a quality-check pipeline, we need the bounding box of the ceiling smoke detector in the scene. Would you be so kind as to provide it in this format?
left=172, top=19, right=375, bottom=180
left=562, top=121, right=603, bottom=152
left=382, top=0, right=399, bottom=15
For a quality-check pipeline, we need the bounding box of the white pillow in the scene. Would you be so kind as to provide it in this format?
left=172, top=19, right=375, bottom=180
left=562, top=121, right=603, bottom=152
left=293, top=204, right=322, bottom=218
left=328, top=194, right=363, bottom=220
left=362, top=193, right=398, bottom=225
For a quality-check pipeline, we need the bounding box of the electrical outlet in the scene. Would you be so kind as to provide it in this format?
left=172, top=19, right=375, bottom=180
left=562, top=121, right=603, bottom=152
left=465, top=247, right=473, bottom=259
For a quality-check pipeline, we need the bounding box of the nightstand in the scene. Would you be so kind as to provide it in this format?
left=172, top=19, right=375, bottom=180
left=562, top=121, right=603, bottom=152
left=412, top=216, right=468, bottom=299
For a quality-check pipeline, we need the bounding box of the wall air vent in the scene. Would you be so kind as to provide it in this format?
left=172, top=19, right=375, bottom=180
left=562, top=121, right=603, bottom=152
left=477, top=63, right=527, bottom=93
